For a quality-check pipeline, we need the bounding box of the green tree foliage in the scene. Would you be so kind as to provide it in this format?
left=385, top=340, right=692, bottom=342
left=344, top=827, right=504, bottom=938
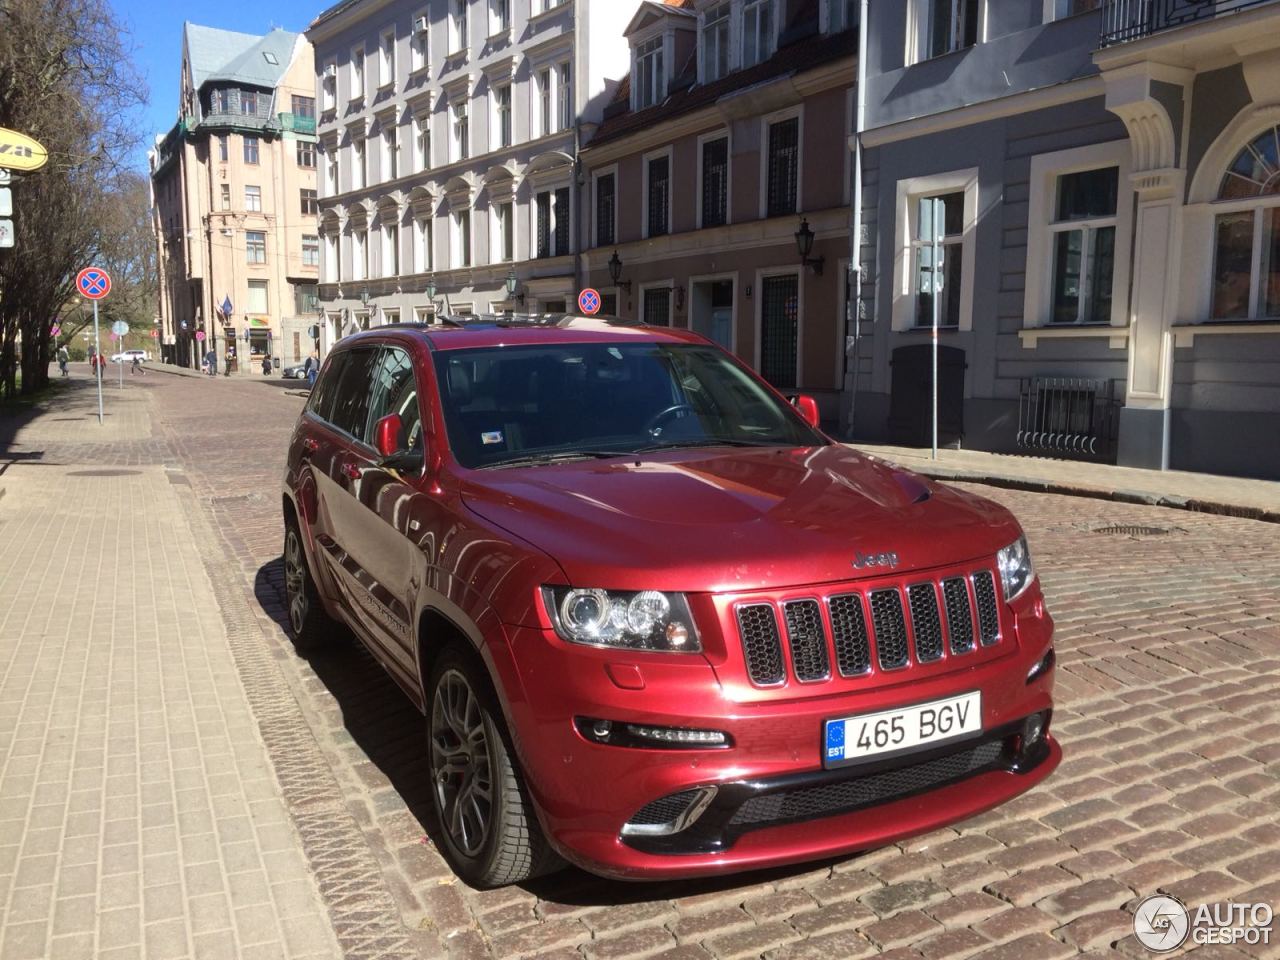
left=0, top=0, right=147, bottom=401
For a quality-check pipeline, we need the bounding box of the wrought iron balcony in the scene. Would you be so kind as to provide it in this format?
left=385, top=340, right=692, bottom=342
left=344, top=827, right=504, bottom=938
left=1101, top=0, right=1280, bottom=46
left=277, top=112, right=317, bottom=135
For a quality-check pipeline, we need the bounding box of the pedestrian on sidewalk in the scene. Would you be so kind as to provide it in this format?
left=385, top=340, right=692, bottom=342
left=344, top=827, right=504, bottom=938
left=304, top=351, right=319, bottom=388
left=204, top=348, right=217, bottom=377
left=225, top=346, right=235, bottom=377
left=262, top=355, right=273, bottom=376
left=131, top=354, right=147, bottom=376
left=57, top=345, right=69, bottom=377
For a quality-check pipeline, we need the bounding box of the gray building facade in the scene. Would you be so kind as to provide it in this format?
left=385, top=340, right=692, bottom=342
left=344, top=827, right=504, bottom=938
left=849, top=0, right=1280, bottom=480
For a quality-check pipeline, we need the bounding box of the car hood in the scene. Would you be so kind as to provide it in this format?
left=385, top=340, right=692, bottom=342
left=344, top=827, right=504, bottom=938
left=459, top=445, right=1022, bottom=593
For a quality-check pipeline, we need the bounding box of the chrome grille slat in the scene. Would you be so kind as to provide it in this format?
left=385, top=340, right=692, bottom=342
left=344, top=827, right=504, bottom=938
left=827, top=594, right=871, bottom=677
left=972, top=571, right=1001, bottom=646
left=942, top=577, right=975, bottom=654
left=869, top=589, right=909, bottom=670
left=736, top=604, right=785, bottom=685
left=783, top=600, right=830, bottom=682
left=907, top=583, right=944, bottom=663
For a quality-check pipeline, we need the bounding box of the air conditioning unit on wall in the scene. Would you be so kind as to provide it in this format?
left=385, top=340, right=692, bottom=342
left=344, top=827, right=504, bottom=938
left=414, top=16, right=428, bottom=34
left=324, top=63, right=337, bottom=79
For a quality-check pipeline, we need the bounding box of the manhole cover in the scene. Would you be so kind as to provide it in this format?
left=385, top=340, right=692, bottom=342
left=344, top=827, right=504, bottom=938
left=66, top=469, right=142, bottom=478
left=1094, top=524, right=1171, bottom=537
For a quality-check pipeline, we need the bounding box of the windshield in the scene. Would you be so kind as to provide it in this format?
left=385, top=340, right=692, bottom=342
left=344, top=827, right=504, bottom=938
left=434, top=342, right=827, bottom=469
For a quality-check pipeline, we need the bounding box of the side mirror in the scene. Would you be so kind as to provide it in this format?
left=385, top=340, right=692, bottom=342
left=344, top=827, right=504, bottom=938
left=792, top=394, right=821, bottom=429
left=374, top=413, right=402, bottom=458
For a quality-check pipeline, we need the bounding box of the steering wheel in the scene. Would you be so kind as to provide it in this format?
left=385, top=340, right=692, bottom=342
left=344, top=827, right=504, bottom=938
left=644, top=403, right=695, bottom=435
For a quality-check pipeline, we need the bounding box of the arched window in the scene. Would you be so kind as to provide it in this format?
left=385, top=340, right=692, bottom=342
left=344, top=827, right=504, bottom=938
left=1211, top=125, right=1280, bottom=320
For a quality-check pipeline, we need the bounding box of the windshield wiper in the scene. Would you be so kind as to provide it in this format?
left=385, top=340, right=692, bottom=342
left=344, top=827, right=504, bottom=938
left=483, top=450, right=629, bottom=469
left=631, top=438, right=781, bottom=453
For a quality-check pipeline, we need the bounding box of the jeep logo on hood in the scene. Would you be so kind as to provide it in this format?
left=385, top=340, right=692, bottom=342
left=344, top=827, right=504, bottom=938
left=852, top=550, right=899, bottom=570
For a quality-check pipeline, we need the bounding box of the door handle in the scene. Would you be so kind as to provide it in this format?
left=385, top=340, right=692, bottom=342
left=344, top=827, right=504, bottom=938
left=301, top=437, right=319, bottom=454
left=341, top=462, right=361, bottom=481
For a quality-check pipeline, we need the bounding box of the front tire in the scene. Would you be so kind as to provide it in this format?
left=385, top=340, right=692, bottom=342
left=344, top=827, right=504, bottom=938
left=427, top=646, right=561, bottom=888
left=283, top=517, right=335, bottom=648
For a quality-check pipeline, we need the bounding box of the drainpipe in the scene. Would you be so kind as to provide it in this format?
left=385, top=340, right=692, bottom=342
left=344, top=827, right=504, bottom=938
left=847, top=0, right=869, bottom=439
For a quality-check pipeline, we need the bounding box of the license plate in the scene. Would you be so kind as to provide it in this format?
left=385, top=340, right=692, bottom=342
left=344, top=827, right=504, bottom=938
left=823, top=691, right=982, bottom=769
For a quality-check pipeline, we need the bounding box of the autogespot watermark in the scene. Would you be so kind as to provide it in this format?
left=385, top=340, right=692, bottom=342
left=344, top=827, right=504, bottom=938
left=1133, top=895, right=1274, bottom=952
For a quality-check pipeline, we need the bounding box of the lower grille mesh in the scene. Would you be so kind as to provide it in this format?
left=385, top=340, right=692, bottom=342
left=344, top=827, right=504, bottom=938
left=628, top=790, right=701, bottom=827
left=727, top=740, right=1003, bottom=828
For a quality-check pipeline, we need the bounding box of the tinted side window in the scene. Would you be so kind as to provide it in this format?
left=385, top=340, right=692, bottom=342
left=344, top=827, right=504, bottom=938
left=307, top=352, right=348, bottom=423
left=328, top=348, right=379, bottom=442
left=366, top=347, right=423, bottom=452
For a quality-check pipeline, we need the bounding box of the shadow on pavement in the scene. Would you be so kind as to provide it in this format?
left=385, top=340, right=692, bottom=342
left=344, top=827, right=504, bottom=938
left=251, top=557, right=847, bottom=906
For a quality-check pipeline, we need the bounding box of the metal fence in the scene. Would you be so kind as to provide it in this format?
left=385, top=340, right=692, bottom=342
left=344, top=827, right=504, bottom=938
left=1016, top=377, right=1121, bottom=461
left=1101, top=0, right=1279, bottom=46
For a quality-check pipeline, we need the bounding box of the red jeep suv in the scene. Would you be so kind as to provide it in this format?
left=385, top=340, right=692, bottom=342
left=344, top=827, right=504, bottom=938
left=282, top=316, right=1059, bottom=888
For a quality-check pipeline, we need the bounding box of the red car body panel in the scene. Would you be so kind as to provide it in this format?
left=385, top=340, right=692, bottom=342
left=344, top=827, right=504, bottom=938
left=283, top=321, right=1060, bottom=880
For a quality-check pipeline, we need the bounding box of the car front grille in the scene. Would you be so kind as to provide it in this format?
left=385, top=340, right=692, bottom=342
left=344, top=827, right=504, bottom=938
left=734, top=566, right=1004, bottom=688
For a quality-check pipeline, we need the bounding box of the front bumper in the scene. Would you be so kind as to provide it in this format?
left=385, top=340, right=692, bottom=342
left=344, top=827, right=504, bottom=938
left=491, top=591, right=1058, bottom=881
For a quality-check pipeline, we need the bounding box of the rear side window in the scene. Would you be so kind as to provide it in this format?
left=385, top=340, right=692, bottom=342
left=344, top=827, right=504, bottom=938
left=328, top=348, right=379, bottom=443
left=307, top=352, right=348, bottom=423
left=366, top=347, right=423, bottom=452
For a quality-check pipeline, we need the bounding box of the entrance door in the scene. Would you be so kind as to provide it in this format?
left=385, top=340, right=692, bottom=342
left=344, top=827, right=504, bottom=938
left=760, top=274, right=799, bottom=389
left=691, top=279, right=733, bottom=349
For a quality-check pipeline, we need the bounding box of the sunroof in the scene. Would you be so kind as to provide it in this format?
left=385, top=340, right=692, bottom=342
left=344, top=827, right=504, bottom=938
left=263, top=52, right=279, bottom=64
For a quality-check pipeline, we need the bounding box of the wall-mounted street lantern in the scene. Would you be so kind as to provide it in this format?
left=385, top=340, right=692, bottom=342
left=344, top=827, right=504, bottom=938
left=795, top=218, right=825, bottom=276
left=608, top=250, right=632, bottom=291
left=505, top=269, right=525, bottom=305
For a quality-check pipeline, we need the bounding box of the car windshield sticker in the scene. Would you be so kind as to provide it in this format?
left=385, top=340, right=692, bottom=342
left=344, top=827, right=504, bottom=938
left=481, top=431, right=504, bottom=446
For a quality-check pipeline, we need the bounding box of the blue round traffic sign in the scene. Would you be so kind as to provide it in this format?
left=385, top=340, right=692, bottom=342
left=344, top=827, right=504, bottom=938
left=76, top=267, right=111, bottom=300
left=578, top=288, right=601, bottom=315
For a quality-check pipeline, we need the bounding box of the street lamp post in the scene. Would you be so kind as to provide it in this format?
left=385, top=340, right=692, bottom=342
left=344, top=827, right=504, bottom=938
left=795, top=219, right=825, bottom=275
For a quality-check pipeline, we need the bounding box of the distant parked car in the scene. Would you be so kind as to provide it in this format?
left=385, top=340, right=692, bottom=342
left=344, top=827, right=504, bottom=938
left=110, top=349, right=149, bottom=364
left=281, top=363, right=308, bottom=380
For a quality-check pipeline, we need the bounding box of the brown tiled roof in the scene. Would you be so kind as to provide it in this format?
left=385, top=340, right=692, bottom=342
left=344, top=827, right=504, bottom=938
left=587, top=22, right=855, bottom=150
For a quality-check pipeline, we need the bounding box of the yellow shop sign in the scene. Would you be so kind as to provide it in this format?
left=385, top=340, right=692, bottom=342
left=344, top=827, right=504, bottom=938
left=0, top=128, right=49, bottom=172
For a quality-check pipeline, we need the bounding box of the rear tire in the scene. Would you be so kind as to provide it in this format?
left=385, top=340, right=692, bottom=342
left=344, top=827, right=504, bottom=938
left=427, top=646, right=562, bottom=888
left=283, top=516, right=336, bottom=648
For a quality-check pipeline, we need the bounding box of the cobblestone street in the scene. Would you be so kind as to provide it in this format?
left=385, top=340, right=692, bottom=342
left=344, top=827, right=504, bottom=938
left=2, top=367, right=1279, bottom=959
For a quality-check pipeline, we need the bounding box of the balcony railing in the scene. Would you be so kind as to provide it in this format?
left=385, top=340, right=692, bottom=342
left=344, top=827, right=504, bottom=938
left=278, top=112, right=317, bottom=135
left=1101, top=0, right=1280, bottom=46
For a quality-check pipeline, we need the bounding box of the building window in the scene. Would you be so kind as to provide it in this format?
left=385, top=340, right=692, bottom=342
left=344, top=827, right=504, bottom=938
left=383, top=125, right=398, bottom=180
left=353, top=139, right=366, bottom=189
left=452, top=0, right=468, bottom=52
left=301, top=189, right=318, bottom=215
left=828, top=0, right=857, bottom=31
left=766, top=116, right=799, bottom=218
left=1212, top=124, right=1280, bottom=320
left=643, top=287, right=671, bottom=327
left=244, top=136, right=260, bottom=164
left=247, top=280, right=269, bottom=314
left=411, top=14, right=429, bottom=71
left=925, top=0, right=980, bottom=59
left=325, top=234, right=340, bottom=280
left=415, top=116, right=430, bottom=171
left=535, top=188, right=570, bottom=257
left=1048, top=167, right=1118, bottom=324
left=293, top=95, right=316, bottom=118
left=742, top=0, right=776, bottom=68
left=322, top=65, right=337, bottom=111
left=380, top=30, right=395, bottom=87
left=760, top=274, right=799, bottom=388
left=554, top=187, right=569, bottom=256
left=295, top=282, right=319, bottom=315
left=647, top=154, right=670, bottom=238
left=382, top=223, right=400, bottom=277
left=702, top=3, right=731, bottom=83
left=494, top=84, right=512, bottom=148
left=326, top=156, right=339, bottom=196
left=701, top=136, right=728, bottom=228
left=241, top=90, right=258, bottom=115
left=303, top=235, right=320, bottom=267
left=1046, top=0, right=1099, bottom=20
left=491, top=0, right=510, bottom=33
left=558, top=62, right=572, bottom=132
left=414, top=216, right=433, bottom=271
left=353, top=228, right=368, bottom=280
left=452, top=99, right=469, bottom=161
left=635, top=37, right=664, bottom=110
left=453, top=208, right=472, bottom=267
left=245, top=185, right=262, bottom=212
left=218, top=136, right=229, bottom=162
left=246, top=231, right=267, bottom=264
left=495, top=201, right=513, bottom=262
left=595, top=172, right=615, bottom=247
left=352, top=46, right=366, bottom=99
left=220, top=183, right=231, bottom=210
left=537, top=68, right=552, bottom=136
left=536, top=192, right=551, bottom=257
left=297, top=140, right=316, bottom=167
left=912, top=192, right=964, bottom=328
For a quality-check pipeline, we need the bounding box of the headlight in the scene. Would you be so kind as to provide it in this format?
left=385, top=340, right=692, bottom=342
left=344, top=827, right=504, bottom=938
left=997, top=535, right=1035, bottom=602
left=541, top=587, right=701, bottom=652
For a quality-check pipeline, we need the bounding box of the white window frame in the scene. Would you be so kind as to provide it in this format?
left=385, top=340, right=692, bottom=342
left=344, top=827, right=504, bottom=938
left=822, top=0, right=858, bottom=33
left=413, top=215, right=433, bottom=273
left=557, top=60, right=572, bottom=133
left=890, top=168, right=979, bottom=332
left=700, top=2, right=732, bottom=84
left=352, top=138, right=366, bottom=190
left=686, top=271, right=738, bottom=352
left=325, top=152, right=339, bottom=197
left=451, top=98, right=469, bottom=162
left=752, top=265, right=805, bottom=385
left=247, top=279, right=270, bottom=315
left=244, top=184, right=262, bottom=212
left=379, top=29, right=396, bottom=89
left=591, top=163, right=619, bottom=248
left=534, top=186, right=571, bottom=257
left=642, top=146, right=674, bottom=241
left=452, top=207, right=472, bottom=268
left=490, top=0, right=510, bottom=36
left=1024, top=141, right=1134, bottom=330
left=410, top=11, right=429, bottom=73
left=382, top=125, right=398, bottom=181
left=493, top=200, right=513, bottom=263
left=697, top=129, right=732, bottom=230
left=741, top=0, right=779, bottom=69
left=322, top=62, right=337, bottom=111
left=758, top=104, right=804, bottom=220
left=415, top=115, right=431, bottom=172
left=632, top=34, right=666, bottom=111
left=381, top=222, right=400, bottom=278
left=324, top=233, right=340, bottom=282
left=492, top=82, right=512, bottom=149
left=907, top=0, right=986, bottom=65
left=351, top=227, right=368, bottom=281
left=1042, top=0, right=1097, bottom=22
left=451, top=0, right=469, bottom=54
left=350, top=44, right=366, bottom=101
left=537, top=67, right=553, bottom=137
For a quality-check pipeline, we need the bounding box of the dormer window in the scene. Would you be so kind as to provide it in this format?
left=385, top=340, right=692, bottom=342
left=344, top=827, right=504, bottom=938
left=635, top=36, right=665, bottom=110
left=742, top=0, right=777, bottom=69
left=702, top=3, right=730, bottom=83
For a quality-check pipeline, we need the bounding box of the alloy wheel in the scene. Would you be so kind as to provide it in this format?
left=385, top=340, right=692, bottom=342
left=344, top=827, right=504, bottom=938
left=430, top=670, right=494, bottom=857
left=284, top=528, right=308, bottom=635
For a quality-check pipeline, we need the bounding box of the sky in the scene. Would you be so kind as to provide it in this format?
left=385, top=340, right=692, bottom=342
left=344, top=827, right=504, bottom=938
left=116, top=0, right=326, bottom=170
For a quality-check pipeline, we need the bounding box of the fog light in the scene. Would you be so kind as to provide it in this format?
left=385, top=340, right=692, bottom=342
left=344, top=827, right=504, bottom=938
left=1022, top=712, right=1045, bottom=747
left=591, top=719, right=612, bottom=740
left=575, top=717, right=731, bottom=749
left=626, top=724, right=727, bottom=746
